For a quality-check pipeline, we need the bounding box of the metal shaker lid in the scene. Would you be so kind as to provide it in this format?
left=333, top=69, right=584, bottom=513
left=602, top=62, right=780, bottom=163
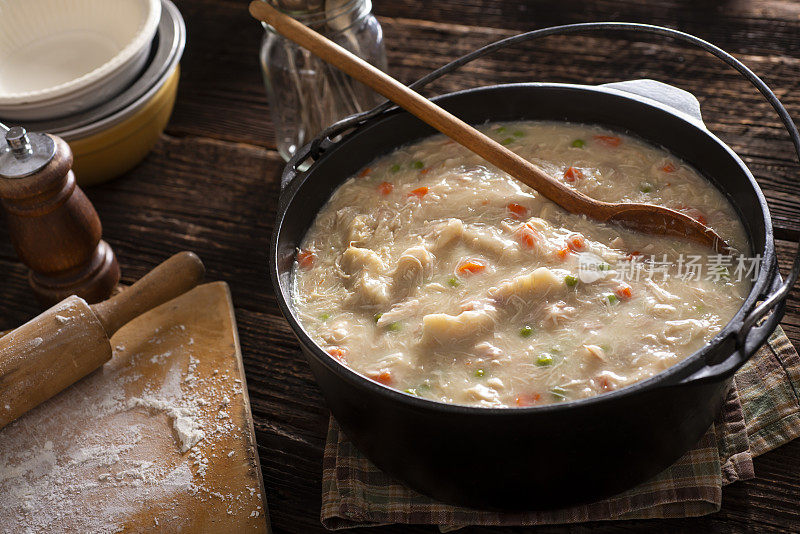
left=0, top=123, right=56, bottom=179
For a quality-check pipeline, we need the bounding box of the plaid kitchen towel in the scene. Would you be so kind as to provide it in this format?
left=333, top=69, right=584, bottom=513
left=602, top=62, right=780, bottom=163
left=321, top=326, right=800, bottom=530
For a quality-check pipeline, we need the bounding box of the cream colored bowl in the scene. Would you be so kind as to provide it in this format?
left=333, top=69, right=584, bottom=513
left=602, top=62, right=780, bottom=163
left=0, top=0, right=161, bottom=120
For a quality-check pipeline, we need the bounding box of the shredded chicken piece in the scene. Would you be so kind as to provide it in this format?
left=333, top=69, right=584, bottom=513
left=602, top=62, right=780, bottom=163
left=543, top=301, right=577, bottom=328
left=592, top=370, right=628, bottom=392
left=486, top=377, right=505, bottom=389
left=376, top=299, right=420, bottom=327
left=432, top=218, right=463, bottom=250
left=474, top=341, right=503, bottom=359
left=580, top=344, right=606, bottom=363
left=661, top=319, right=709, bottom=345
left=465, top=384, right=501, bottom=405
left=646, top=279, right=679, bottom=302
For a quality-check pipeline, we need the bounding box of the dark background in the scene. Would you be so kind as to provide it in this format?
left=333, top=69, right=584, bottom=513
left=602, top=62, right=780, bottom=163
left=1, top=1, right=799, bottom=532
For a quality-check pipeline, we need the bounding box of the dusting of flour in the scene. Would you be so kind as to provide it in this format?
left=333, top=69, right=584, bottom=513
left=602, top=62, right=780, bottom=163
left=0, top=322, right=264, bottom=533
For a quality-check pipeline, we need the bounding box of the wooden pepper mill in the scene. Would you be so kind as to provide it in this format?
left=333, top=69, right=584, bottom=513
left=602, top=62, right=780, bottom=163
left=0, top=123, right=120, bottom=305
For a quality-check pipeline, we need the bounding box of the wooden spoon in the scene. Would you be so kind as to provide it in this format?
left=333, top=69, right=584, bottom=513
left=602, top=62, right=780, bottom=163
left=249, top=1, right=731, bottom=254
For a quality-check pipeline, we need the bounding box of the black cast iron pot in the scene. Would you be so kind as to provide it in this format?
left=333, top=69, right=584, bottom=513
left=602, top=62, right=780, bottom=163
left=269, top=24, right=800, bottom=509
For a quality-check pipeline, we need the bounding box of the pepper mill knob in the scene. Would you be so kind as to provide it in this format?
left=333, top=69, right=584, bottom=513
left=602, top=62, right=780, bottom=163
left=0, top=124, right=120, bottom=305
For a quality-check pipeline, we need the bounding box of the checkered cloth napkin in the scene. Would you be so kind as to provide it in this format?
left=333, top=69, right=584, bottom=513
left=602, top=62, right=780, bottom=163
left=321, top=326, right=800, bottom=530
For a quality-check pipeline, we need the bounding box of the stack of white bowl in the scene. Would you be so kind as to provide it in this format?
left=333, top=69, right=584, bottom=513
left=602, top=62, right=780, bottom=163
left=0, top=0, right=186, bottom=185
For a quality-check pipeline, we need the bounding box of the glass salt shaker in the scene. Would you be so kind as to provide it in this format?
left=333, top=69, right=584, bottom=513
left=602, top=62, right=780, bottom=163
left=259, top=0, right=387, bottom=161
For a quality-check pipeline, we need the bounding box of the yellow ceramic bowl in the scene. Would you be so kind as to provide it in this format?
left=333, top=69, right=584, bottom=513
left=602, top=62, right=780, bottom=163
left=68, top=66, right=179, bottom=186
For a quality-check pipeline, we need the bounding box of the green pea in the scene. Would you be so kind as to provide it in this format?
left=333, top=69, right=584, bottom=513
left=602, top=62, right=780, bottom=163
left=571, top=139, right=585, bottom=148
left=319, top=313, right=330, bottom=321
left=520, top=325, right=533, bottom=337
left=551, top=386, right=568, bottom=400
left=390, top=164, right=401, bottom=173
left=387, top=322, right=402, bottom=332
left=404, top=388, right=419, bottom=396
left=564, top=274, right=578, bottom=287
left=412, top=160, right=425, bottom=169
left=496, top=126, right=507, bottom=133
left=513, top=130, right=524, bottom=137
left=607, top=294, right=619, bottom=304
left=475, top=369, right=485, bottom=377
left=447, top=276, right=460, bottom=288
left=374, top=313, right=383, bottom=323
left=640, top=182, right=653, bottom=193
left=536, top=354, right=553, bottom=366
left=597, top=263, right=611, bottom=271
left=500, top=137, right=515, bottom=146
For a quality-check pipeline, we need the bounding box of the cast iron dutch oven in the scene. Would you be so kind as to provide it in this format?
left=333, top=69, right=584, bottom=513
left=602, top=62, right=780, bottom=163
left=270, top=23, right=800, bottom=509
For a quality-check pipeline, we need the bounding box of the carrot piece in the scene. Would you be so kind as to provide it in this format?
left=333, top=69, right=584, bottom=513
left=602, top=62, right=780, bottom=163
left=358, top=167, right=372, bottom=178
left=297, top=249, right=316, bottom=269
left=515, top=223, right=539, bottom=248
left=327, top=347, right=347, bottom=361
left=368, top=369, right=393, bottom=385
left=420, top=167, right=430, bottom=175
left=593, top=135, right=621, bottom=147
left=567, top=233, right=586, bottom=252
left=515, top=393, right=541, bottom=407
left=555, top=247, right=570, bottom=260
left=614, top=283, right=633, bottom=300
left=457, top=259, right=486, bottom=275
left=507, top=202, right=528, bottom=219
left=378, top=181, right=393, bottom=195
left=563, top=166, right=583, bottom=182
left=408, top=186, right=429, bottom=198
left=660, top=162, right=676, bottom=173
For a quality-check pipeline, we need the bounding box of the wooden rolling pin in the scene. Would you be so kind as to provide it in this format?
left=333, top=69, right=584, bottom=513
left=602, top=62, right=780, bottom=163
left=0, top=251, right=205, bottom=429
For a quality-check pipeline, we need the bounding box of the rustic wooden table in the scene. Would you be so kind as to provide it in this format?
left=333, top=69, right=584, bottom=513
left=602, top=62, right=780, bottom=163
left=2, top=1, right=799, bottom=532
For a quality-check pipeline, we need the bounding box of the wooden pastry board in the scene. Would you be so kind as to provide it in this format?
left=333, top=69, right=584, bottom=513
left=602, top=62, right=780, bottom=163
left=0, top=282, right=270, bottom=533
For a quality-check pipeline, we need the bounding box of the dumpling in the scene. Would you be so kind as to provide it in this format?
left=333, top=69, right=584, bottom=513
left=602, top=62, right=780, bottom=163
left=420, top=309, right=495, bottom=345
left=341, top=246, right=385, bottom=275
left=340, top=246, right=389, bottom=306
left=392, top=245, right=434, bottom=296
left=489, top=267, right=563, bottom=303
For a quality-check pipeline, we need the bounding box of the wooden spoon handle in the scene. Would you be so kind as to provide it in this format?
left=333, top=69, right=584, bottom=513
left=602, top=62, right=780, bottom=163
left=249, top=1, right=607, bottom=218
left=90, top=252, right=205, bottom=337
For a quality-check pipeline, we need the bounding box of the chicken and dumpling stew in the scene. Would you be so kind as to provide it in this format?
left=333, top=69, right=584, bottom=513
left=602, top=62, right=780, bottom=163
left=292, top=121, right=751, bottom=407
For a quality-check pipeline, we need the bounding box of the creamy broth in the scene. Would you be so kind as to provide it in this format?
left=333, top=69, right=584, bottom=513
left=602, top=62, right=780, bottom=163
left=292, top=121, right=751, bottom=407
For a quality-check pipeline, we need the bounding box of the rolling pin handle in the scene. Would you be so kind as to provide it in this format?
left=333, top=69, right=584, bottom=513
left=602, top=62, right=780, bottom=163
left=91, top=251, right=206, bottom=337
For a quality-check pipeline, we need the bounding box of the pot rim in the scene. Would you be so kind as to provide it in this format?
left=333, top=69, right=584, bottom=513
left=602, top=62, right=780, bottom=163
left=271, top=81, right=777, bottom=416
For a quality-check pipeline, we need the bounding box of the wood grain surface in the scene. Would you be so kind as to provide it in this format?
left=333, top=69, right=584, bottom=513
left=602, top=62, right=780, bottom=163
left=1, top=1, right=799, bottom=532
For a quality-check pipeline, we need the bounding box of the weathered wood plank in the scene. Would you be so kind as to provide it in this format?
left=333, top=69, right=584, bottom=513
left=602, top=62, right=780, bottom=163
left=374, top=0, right=800, bottom=56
